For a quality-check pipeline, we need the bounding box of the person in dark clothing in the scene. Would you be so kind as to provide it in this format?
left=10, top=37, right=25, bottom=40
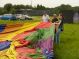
left=58, top=13, right=64, bottom=31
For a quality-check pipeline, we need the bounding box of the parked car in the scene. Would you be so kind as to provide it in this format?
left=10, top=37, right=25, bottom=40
left=1, top=14, right=16, bottom=20
left=15, top=14, right=33, bottom=20
left=15, top=14, right=24, bottom=20
left=24, top=15, right=33, bottom=20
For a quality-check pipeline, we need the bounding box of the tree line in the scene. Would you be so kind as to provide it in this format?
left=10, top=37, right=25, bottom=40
left=0, top=3, right=79, bottom=15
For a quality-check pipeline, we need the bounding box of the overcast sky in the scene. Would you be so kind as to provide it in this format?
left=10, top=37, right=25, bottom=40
left=0, top=0, right=79, bottom=8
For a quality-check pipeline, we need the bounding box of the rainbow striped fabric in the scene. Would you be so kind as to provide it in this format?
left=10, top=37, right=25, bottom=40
left=0, top=22, right=55, bottom=59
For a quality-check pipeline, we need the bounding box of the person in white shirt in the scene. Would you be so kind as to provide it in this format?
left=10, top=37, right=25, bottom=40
left=42, top=13, right=50, bottom=22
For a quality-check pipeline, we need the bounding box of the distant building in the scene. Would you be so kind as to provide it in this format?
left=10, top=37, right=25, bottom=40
left=15, top=9, right=53, bottom=16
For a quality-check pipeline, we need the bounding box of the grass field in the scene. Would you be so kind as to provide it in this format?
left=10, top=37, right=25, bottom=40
left=54, top=24, right=79, bottom=59
left=0, top=17, right=79, bottom=59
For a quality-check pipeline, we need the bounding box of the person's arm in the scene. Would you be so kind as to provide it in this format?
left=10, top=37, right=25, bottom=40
left=55, top=20, right=61, bottom=25
left=52, top=18, right=60, bottom=24
left=54, top=19, right=61, bottom=32
left=52, top=18, right=55, bottom=23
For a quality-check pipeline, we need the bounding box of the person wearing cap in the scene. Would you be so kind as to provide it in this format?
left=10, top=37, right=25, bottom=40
left=42, top=13, right=50, bottom=22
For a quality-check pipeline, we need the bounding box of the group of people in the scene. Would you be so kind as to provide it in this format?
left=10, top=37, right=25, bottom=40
left=42, top=13, right=64, bottom=44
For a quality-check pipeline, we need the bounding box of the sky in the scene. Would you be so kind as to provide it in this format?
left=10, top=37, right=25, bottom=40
left=0, top=0, right=79, bottom=8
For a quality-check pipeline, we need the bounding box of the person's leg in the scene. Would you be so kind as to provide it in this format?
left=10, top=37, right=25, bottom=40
left=55, top=28, right=61, bottom=44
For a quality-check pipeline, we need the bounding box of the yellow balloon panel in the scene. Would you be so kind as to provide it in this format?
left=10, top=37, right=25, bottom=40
left=0, top=22, right=40, bottom=41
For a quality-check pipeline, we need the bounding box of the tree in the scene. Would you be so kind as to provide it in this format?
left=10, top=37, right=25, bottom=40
left=52, top=4, right=73, bottom=14
left=4, top=3, right=12, bottom=13
left=25, top=5, right=32, bottom=9
left=0, top=7, right=4, bottom=14
left=13, top=5, right=26, bottom=10
left=35, top=4, right=46, bottom=10
left=10, top=8, right=16, bottom=14
left=52, top=7, right=60, bottom=14
left=59, top=4, right=72, bottom=12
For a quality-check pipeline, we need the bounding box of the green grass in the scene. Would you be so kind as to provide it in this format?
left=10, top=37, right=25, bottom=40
left=54, top=24, right=79, bottom=59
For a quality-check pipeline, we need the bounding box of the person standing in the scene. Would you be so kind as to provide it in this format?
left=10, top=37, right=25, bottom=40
left=52, top=14, right=59, bottom=33
left=58, top=13, right=64, bottom=31
left=42, top=13, right=50, bottom=22
left=54, top=13, right=64, bottom=44
left=52, top=14, right=61, bottom=44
